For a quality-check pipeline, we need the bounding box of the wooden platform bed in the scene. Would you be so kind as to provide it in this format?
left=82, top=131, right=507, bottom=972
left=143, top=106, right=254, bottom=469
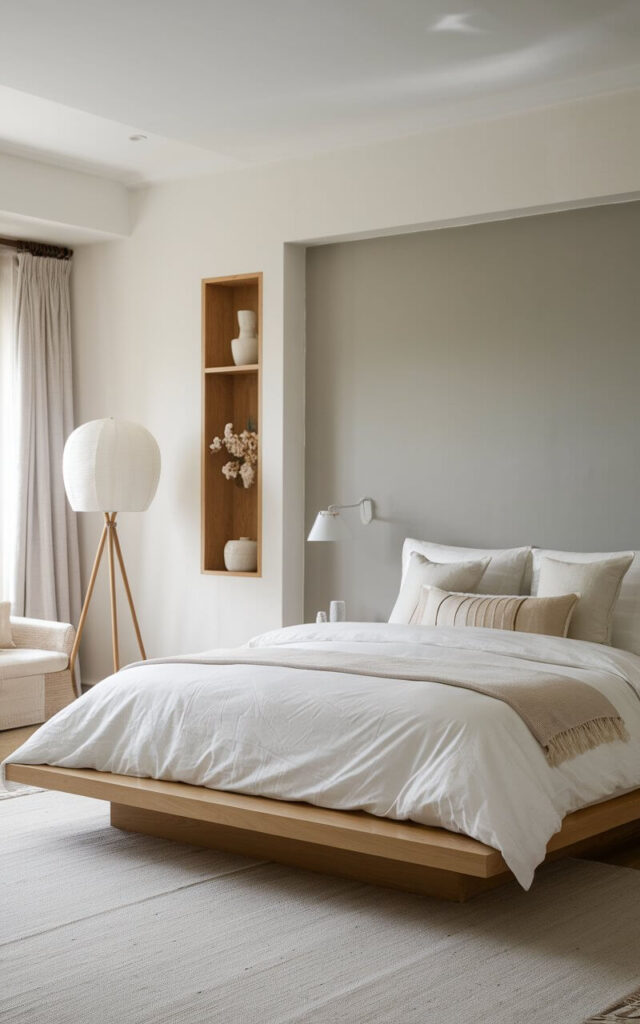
left=7, top=762, right=640, bottom=901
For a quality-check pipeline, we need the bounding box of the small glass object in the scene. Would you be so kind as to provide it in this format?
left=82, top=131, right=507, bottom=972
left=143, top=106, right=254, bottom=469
left=316, top=610, right=327, bottom=623
left=329, top=600, right=346, bottom=622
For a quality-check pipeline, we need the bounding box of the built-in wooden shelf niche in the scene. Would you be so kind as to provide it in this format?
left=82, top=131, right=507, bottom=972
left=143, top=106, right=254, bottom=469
left=202, top=273, right=262, bottom=576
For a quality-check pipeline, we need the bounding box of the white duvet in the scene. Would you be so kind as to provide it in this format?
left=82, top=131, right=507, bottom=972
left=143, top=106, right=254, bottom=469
left=5, top=622, right=640, bottom=888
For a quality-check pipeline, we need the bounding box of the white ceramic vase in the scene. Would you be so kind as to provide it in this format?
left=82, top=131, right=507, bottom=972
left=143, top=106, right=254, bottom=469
left=224, top=537, right=258, bottom=572
left=231, top=310, right=258, bottom=366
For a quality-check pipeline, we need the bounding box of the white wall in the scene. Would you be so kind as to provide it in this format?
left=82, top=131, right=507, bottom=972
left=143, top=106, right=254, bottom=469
left=0, top=151, right=129, bottom=242
left=71, top=86, right=640, bottom=682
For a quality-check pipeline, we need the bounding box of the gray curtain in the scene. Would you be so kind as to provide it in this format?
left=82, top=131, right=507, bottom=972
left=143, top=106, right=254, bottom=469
left=11, top=251, right=81, bottom=628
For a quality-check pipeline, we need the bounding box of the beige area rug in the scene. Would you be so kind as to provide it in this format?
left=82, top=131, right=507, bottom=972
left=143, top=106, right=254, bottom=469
left=0, top=727, right=43, bottom=799
left=584, top=986, right=640, bottom=1022
left=1, top=791, right=639, bottom=1024
left=0, top=784, right=42, bottom=800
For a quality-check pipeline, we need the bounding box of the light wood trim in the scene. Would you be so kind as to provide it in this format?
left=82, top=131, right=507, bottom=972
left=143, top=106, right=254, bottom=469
left=4, top=764, right=505, bottom=877
left=69, top=520, right=108, bottom=681
left=110, top=804, right=508, bottom=902
left=112, top=528, right=146, bottom=660
left=7, top=764, right=638, bottom=895
left=201, top=277, right=207, bottom=574
left=201, top=271, right=262, bottom=576
left=201, top=569, right=260, bottom=577
left=545, top=790, right=640, bottom=852
left=256, top=272, right=262, bottom=576
left=201, top=273, right=263, bottom=287
left=106, top=513, right=119, bottom=672
left=70, top=514, right=148, bottom=682
left=548, top=819, right=640, bottom=863
left=205, top=364, right=259, bottom=375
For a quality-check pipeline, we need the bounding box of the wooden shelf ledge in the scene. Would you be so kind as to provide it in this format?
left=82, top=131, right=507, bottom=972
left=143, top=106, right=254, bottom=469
left=202, top=569, right=260, bottom=577
left=202, top=271, right=262, bottom=575
left=204, top=364, right=259, bottom=375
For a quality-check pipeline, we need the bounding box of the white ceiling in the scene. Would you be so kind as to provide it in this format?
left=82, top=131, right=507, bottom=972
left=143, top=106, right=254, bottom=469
left=0, top=0, right=639, bottom=186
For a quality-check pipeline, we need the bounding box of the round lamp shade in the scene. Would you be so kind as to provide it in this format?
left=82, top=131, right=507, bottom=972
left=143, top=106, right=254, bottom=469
left=63, top=418, right=161, bottom=512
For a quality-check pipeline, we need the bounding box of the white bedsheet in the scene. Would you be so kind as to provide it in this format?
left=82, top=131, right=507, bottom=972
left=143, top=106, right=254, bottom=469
left=4, top=622, right=640, bottom=888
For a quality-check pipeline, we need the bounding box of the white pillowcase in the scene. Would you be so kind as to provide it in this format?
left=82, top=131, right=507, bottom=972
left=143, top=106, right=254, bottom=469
left=389, top=553, right=489, bottom=624
left=0, top=601, right=15, bottom=648
left=532, top=549, right=638, bottom=651
left=401, top=539, right=531, bottom=595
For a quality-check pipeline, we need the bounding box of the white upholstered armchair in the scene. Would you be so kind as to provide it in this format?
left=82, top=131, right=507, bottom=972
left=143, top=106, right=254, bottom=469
left=0, top=617, right=77, bottom=730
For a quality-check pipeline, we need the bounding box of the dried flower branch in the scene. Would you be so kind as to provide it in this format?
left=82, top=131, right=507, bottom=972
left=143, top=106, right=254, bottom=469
left=209, top=422, right=258, bottom=489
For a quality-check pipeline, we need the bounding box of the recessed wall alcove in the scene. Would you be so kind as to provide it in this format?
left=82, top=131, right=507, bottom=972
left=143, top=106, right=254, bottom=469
left=303, top=200, right=640, bottom=622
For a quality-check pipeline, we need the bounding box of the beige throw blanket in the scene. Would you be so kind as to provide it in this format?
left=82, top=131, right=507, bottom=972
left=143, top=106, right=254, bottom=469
left=140, top=649, right=629, bottom=767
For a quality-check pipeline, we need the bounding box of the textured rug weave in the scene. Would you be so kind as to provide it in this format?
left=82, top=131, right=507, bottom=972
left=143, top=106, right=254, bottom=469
left=0, top=784, right=42, bottom=800
left=584, top=987, right=640, bottom=1022
left=1, top=791, right=639, bottom=1024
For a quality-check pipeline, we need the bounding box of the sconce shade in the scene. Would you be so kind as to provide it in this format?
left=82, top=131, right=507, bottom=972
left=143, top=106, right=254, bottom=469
left=63, top=418, right=161, bottom=512
left=307, top=510, right=350, bottom=542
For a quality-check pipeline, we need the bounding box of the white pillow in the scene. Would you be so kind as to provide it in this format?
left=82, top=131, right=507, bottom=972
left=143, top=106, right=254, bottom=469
left=401, top=539, right=531, bottom=595
left=389, top=553, right=489, bottom=624
left=535, top=555, right=632, bottom=645
left=0, top=601, right=15, bottom=648
left=532, top=549, right=638, bottom=652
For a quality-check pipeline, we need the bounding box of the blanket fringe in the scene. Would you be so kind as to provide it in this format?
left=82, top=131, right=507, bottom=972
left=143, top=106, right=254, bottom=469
left=545, top=717, right=629, bottom=767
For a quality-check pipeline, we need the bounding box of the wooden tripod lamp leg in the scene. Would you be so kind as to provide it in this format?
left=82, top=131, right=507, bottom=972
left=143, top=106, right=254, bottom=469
left=69, top=512, right=147, bottom=690
left=106, top=513, right=120, bottom=673
left=69, top=520, right=109, bottom=692
left=112, top=527, right=147, bottom=660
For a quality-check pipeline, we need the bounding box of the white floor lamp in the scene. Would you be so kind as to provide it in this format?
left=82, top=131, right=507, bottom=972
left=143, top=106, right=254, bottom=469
left=63, top=418, right=161, bottom=686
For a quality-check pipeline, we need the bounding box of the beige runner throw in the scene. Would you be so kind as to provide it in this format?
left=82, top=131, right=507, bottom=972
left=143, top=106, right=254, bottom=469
left=138, top=649, right=629, bottom=767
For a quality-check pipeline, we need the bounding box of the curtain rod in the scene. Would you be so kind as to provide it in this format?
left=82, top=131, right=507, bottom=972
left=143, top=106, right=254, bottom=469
left=0, top=235, right=73, bottom=259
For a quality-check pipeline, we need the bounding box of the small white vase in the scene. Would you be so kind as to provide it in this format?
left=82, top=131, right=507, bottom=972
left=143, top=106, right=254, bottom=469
left=231, top=310, right=258, bottom=366
left=224, top=537, right=258, bottom=572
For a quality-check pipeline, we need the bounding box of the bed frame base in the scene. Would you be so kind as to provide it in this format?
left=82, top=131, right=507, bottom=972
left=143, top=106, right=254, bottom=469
left=110, top=803, right=508, bottom=901
left=7, top=763, right=640, bottom=903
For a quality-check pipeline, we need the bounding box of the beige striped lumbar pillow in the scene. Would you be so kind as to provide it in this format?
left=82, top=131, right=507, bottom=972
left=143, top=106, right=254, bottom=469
left=416, top=586, right=579, bottom=638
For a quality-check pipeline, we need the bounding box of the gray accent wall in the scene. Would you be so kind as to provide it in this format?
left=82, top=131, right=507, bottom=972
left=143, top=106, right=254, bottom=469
left=304, top=201, right=640, bottom=622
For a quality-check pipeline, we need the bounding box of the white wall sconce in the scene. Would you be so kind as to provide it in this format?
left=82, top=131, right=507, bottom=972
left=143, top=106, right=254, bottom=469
left=307, top=498, right=374, bottom=541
